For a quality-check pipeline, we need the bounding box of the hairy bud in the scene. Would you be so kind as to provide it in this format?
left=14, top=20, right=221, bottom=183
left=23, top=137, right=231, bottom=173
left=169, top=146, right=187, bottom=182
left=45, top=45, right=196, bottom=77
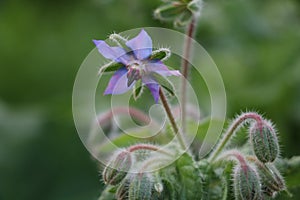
left=256, top=163, right=286, bottom=197
left=250, top=120, right=279, bottom=163
left=233, top=164, right=262, bottom=200
left=154, top=2, right=186, bottom=21
left=103, top=150, right=132, bottom=185
left=116, top=177, right=131, bottom=200
left=128, top=173, right=159, bottom=200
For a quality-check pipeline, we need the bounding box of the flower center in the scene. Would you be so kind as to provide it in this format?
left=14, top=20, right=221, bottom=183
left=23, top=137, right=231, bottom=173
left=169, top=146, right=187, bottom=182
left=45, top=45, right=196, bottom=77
left=126, top=60, right=145, bottom=87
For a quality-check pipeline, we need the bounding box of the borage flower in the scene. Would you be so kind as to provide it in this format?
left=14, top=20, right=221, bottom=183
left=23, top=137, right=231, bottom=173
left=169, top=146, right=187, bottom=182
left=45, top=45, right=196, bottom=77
left=93, top=29, right=180, bottom=103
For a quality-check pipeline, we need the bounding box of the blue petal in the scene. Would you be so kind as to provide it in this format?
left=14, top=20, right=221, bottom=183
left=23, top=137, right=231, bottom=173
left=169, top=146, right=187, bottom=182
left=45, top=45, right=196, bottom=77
left=146, top=83, right=160, bottom=103
left=126, top=29, right=152, bottom=60
left=146, top=61, right=181, bottom=76
left=93, top=40, right=130, bottom=65
left=142, top=76, right=160, bottom=103
left=104, top=67, right=133, bottom=95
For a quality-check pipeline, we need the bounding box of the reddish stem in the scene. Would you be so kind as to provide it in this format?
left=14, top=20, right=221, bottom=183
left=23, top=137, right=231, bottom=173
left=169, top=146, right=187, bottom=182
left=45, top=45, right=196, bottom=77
left=181, top=17, right=196, bottom=133
left=209, top=112, right=263, bottom=162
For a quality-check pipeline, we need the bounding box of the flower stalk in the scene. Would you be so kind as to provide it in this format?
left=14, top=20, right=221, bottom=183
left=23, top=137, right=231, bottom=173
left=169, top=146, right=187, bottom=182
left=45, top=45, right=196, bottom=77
left=181, top=17, right=197, bottom=133
left=159, top=88, right=187, bottom=150
left=209, top=112, right=264, bottom=162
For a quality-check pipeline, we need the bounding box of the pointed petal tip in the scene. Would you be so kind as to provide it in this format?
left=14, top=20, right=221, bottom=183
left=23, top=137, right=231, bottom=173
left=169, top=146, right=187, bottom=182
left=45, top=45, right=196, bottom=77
left=93, top=39, right=103, bottom=46
left=173, top=70, right=181, bottom=76
left=103, top=88, right=112, bottom=95
left=126, top=29, right=152, bottom=60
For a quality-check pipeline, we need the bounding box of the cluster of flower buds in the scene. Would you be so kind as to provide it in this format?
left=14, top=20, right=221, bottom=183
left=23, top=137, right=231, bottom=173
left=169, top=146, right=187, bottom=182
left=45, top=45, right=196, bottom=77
left=214, top=112, right=286, bottom=199
left=94, top=28, right=290, bottom=200
left=101, top=144, right=173, bottom=200
left=154, top=0, right=203, bottom=27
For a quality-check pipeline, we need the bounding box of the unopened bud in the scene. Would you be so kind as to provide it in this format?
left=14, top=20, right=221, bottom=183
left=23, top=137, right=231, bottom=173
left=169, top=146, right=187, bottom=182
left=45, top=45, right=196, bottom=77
left=154, top=2, right=186, bottom=21
left=103, top=150, right=132, bottom=185
left=187, top=0, right=203, bottom=17
left=233, top=164, right=261, bottom=200
left=174, top=10, right=193, bottom=27
left=256, top=163, right=286, bottom=197
left=250, top=121, right=279, bottom=163
left=128, top=173, right=155, bottom=200
left=116, top=177, right=131, bottom=200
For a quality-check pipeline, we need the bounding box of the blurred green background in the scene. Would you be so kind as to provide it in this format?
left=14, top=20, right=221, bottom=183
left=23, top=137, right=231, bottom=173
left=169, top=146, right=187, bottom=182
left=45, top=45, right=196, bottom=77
left=0, top=0, right=299, bottom=199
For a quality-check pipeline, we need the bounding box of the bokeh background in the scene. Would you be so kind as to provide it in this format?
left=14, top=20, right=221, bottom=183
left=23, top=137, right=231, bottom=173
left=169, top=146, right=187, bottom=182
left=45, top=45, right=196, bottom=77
left=0, top=0, right=299, bottom=199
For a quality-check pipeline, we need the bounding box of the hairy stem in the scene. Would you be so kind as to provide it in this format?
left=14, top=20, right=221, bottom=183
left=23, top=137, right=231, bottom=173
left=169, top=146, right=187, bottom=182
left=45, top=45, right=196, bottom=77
left=127, top=144, right=173, bottom=157
left=181, top=17, right=196, bottom=133
left=138, top=157, right=171, bottom=174
left=218, top=150, right=248, bottom=167
left=159, top=88, right=186, bottom=150
left=209, top=112, right=263, bottom=162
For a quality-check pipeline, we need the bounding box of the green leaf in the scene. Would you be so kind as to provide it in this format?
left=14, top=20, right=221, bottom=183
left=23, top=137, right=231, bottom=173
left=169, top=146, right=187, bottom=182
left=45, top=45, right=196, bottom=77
left=151, top=72, right=175, bottom=96
left=99, top=62, right=124, bottom=74
left=277, top=156, right=300, bottom=188
left=176, top=153, right=202, bottom=199
left=160, top=165, right=181, bottom=199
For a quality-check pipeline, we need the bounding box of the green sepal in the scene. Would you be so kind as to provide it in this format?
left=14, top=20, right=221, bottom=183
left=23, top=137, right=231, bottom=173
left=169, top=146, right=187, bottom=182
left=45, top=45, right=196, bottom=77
left=99, top=62, right=124, bottom=74
left=133, top=79, right=144, bottom=101
left=150, top=49, right=170, bottom=61
left=151, top=72, right=175, bottom=96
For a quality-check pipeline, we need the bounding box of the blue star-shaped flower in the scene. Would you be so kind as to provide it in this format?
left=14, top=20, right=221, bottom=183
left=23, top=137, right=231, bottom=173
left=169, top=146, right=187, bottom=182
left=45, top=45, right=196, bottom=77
left=93, top=29, right=180, bottom=102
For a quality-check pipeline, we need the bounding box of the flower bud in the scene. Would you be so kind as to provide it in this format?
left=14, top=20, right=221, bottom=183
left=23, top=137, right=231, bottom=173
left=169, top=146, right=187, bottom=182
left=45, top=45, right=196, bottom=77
left=154, top=2, right=186, bottom=21
left=116, top=177, right=131, bottom=200
left=250, top=121, right=279, bottom=163
left=103, top=150, right=132, bottom=185
left=256, top=163, right=286, bottom=197
left=128, top=173, right=156, bottom=200
left=233, top=164, right=261, bottom=200
left=187, top=0, right=202, bottom=17
left=174, top=10, right=193, bottom=27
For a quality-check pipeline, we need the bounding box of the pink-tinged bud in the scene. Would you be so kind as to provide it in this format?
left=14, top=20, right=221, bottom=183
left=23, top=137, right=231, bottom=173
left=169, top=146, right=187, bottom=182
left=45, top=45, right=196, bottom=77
left=103, top=150, right=132, bottom=185
left=233, top=164, right=262, bottom=200
left=250, top=120, right=279, bottom=163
